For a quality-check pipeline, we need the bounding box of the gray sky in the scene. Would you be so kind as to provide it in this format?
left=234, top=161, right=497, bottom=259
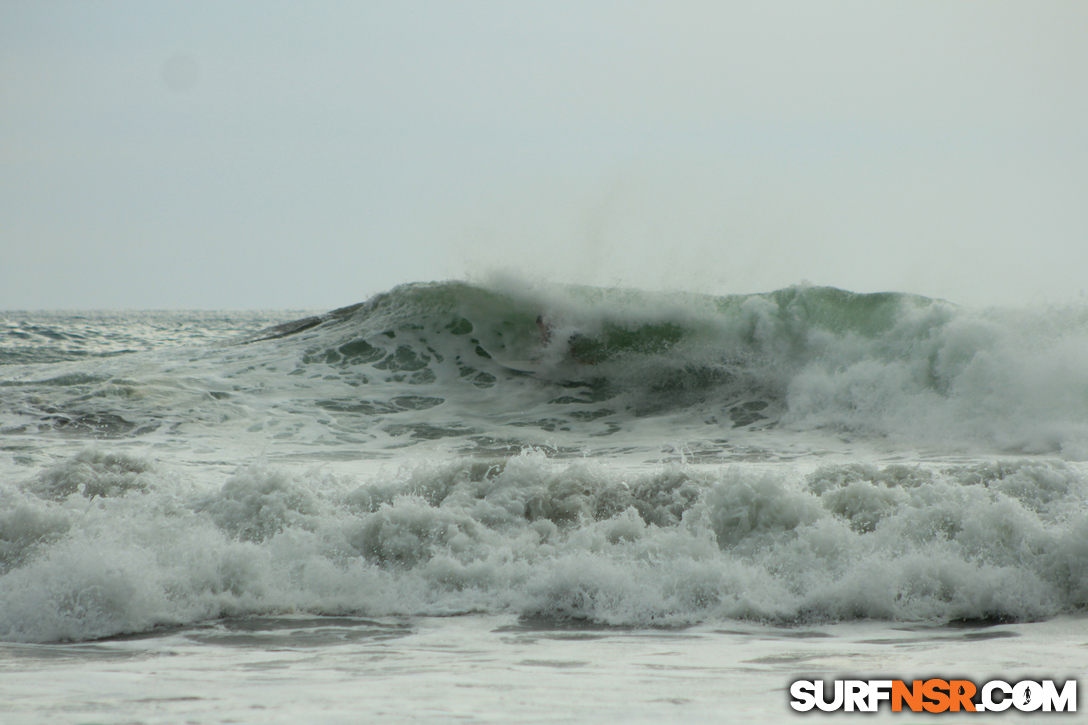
left=2, top=1, right=1086, bottom=310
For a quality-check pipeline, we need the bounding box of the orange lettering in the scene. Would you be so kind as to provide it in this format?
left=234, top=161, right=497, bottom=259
left=922, top=679, right=950, bottom=713
left=948, top=680, right=976, bottom=712
left=892, top=680, right=924, bottom=712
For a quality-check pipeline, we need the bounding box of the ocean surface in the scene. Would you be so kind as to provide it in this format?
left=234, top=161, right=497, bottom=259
left=1, top=280, right=1086, bottom=722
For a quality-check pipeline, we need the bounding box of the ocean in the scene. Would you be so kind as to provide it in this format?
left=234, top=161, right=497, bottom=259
left=1, top=280, right=1085, bottom=722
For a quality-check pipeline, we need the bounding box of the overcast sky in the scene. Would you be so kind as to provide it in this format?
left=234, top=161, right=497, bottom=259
left=2, top=1, right=1086, bottom=310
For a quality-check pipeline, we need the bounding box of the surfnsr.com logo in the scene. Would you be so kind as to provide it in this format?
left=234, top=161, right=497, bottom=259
left=789, top=679, right=1076, bottom=713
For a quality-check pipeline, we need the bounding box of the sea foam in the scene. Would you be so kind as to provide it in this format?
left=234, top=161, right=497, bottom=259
left=2, top=449, right=1086, bottom=643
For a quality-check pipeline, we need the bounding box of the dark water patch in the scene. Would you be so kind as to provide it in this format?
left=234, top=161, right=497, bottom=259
left=318, top=395, right=444, bottom=416
left=183, top=616, right=413, bottom=649
left=505, top=614, right=690, bottom=635
left=569, top=408, right=615, bottom=422
left=946, top=614, right=1024, bottom=628
left=318, top=399, right=399, bottom=415
left=389, top=395, right=444, bottom=411
left=373, top=346, right=430, bottom=372
left=1, top=373, right=113, bottom=388
left=729, top=401, right=769, bottom=428
left=0, top=641, right=152, bottom=663
left=769, top=629, right=835, bottom=639
left=42, top=412, right=145, bottom=438
left=518, top=658, right=589, bottom=668
left=239, top=303, right=363, bottom=344
left=509, top=418, right=569, bottom=432
left=742, top=652, right=832, bottom=665
left=959, top=630, right=1020, bottom=641
left=499, top=616, right=638, bottom=637
left=446, top=317, right=473, bottom=335
left=243, top=315, right=326, bottom=342
left=565, top=321, right=685, bottom=364
left=271, top=449, right=393, bottom=462
left=386, top=423, right=475, bottom=440
left=0, top=349, right=105, bottom=365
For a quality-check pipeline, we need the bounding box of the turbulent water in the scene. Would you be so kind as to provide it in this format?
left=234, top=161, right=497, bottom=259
left=3, top=281, right=1088, bottom=653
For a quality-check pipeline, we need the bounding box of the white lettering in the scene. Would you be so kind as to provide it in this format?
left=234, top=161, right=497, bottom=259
left=1014, top=681, right=1044, bottom=712
left=867, top=680, right=893, bottom=711
left=1041, top=680, right=1077, bottom=712
left=981, top=680, right=1013, bottom=712
left=789, top=680, right=816, bottom=712
left=815, top=680, right=844, bottom=712
left=844, top=680, right=870, bottom=712
left=789, top=676, right=1076, bottom=714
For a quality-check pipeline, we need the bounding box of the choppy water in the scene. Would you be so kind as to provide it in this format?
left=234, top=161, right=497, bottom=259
left=2, top=281, right=1087, bottom=721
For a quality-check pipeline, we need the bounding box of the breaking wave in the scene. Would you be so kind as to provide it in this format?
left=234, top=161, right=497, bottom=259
left=1, top=450, right=1086, bottom=642
left=3, top=280, right=1088, bottom=642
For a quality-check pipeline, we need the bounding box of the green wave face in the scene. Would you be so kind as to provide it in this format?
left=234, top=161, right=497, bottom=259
left=230, top=282, right=944, bottom=443
left=280, top=281, right=940, bottom=366
left=7, top=281, right=1087, bottom=456
left=237, top=280, right=1087, bottom=455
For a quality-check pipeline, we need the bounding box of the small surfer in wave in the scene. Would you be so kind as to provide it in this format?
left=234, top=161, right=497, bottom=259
left=537, top=315, right=598, bottom=364
left=536, top=315, right=552, bottom=345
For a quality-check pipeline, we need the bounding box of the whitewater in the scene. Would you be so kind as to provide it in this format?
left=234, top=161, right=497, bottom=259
left=2, top=281, right=1086, bottom=722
